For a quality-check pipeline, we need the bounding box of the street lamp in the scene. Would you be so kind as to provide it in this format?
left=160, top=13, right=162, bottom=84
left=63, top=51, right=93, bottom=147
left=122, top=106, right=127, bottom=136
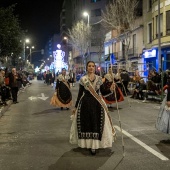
left=83, top=12, right=89, bottom=26
left=23, top=38, right=30, bottom=60
left=83, top=11, right=91, bottom=61
left=64, top=36, right=67, bottom=40
left=26, top=46, right=34, bottom=63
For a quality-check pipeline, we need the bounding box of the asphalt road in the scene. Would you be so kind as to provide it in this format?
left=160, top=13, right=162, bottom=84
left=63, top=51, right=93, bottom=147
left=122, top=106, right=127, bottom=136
left=0, top=79, right=170, bottom=170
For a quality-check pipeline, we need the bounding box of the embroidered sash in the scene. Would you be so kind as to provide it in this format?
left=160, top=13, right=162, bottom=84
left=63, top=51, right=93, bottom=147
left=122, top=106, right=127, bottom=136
left=82, top=76, right=116, bottom=137
left=58, top=74, right=71, bottom=92
left=82, top=77, right=108, bottom=113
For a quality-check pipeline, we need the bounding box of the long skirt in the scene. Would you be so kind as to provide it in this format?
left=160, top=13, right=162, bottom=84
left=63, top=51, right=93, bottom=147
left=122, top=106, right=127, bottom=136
left=70, top=108, right=115, bottom=149
left=155, top=95, right=170, bottom=134
left=50, top=92, right=72, bottom=107
left=50, top=82, right=72, bottom=107
left=103, top=87, right=124, bottom=104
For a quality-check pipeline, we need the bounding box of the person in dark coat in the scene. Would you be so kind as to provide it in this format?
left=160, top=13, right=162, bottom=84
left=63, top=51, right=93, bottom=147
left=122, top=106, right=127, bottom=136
left=69, top=70, right=76, bottom=87
left=9, top=68, right=22, bottom=104
left=130, top=79, right=147, bottom=100
left=120, top=69, right=130, bottom=95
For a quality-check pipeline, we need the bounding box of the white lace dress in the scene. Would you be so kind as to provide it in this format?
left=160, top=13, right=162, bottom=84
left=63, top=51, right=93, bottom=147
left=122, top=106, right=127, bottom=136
left=69, top=75, right=115, bottom=149
left=156, top=95, right=170, bottom=134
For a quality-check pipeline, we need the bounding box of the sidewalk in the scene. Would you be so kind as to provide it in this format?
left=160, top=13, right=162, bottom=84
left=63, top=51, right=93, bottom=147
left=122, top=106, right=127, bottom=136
left=0, top=85, right=30, bottom=118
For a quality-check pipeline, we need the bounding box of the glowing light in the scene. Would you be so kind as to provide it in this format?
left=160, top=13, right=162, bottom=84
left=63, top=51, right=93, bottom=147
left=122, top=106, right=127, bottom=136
left=53, top=46, right=68, bottom=73
left=35, top=66, right=40, bottom=73
left=83, top=12, right=89, bottom=17
left=57, top=44, right=61, bottom=49
left=45, top=65, right=50, bottom=71
left=144, top=49, right=156, bottom=58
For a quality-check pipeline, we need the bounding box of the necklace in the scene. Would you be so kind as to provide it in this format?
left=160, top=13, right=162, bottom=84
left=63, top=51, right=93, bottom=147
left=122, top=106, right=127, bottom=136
left=88, top=74, right=95, bottom=82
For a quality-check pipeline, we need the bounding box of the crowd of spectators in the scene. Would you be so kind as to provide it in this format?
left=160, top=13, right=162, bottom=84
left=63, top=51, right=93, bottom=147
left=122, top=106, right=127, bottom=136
left=37, top=67, right=170, bottom=103
left=0, top=67, right=32, bottom=106
left=129, top=68, right=170, bottom=102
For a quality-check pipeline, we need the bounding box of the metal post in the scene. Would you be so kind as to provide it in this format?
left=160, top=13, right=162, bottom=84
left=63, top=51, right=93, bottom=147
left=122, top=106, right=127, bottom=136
left=158, top=0, right=161, bottom=69
left=87, top=14, right=89, bottom=27
left=87, top=14, right=91, bottom=61
left=161, top=57, right=164, bottom=101
left=23, top=42, right=25, bottom=61
left=30, top=48, right=32, bottom=64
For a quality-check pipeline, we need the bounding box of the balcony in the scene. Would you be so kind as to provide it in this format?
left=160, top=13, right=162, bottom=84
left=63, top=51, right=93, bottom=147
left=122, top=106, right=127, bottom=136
left=118, top=51, right=125, bottom=60
left=128, top=48, right=138, bottom=59
left=116, top=48, right=139, bottom=60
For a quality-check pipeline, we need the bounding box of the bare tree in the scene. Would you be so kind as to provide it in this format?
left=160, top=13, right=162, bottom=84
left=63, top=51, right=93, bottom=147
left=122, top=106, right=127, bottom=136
left=102, top=0, right=139, bottom=70
left=67, top=20, right=91, bottom=69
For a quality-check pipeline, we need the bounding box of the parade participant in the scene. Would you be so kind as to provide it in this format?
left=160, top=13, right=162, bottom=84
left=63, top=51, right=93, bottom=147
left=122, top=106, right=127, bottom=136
left=156, top=78, right=170, bottom=134
left=50, top=68, right=72, bottom=110
left=70, top=61, right=116, bottom=155
left=102, top=67, right=124, bottom=107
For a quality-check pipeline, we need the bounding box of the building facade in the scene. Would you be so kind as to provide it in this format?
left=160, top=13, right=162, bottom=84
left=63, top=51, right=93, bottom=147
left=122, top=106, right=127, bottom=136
left=143, top=0, right=170, bottom=73
left=64, top=0, right=109, bottom=73
left=104, top=0, right=143, bottom=74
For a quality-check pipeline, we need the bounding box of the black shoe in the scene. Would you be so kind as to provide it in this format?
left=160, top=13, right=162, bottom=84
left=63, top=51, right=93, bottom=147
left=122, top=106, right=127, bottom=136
left=66, top=107, right=69, bottom=110
left=130, top=96, right=134, bottom=98
left=60, top=107, right=63, bottom=110
left=90, top=149, right=96, bottom=155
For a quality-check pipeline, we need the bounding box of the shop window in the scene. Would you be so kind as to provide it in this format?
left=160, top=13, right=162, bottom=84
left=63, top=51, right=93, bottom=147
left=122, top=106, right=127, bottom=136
left=166, top=11, right=170, bottom=35
left=148, top=23, right=152, bottom=43
left=147, top=0, right=152, bottom=11
left=156, top=14, right=163, bottom=37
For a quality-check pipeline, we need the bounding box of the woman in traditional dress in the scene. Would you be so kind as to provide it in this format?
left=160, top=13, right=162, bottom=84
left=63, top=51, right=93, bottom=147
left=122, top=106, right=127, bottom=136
left=156, top=78, right=170, bottom=134
left=70, top=61, right=116, bottom=155
left=50, top=68, right=72, bottom=110
left=102, top=67, right=124, bottom=108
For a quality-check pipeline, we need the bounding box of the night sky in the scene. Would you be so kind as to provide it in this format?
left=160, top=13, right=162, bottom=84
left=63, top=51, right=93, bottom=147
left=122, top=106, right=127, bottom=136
left=0, top=0, right=64, bottom=49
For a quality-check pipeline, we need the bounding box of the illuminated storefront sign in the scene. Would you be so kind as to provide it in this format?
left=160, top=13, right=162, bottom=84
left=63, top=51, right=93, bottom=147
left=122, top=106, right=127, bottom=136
left=143, top=49, right=156, bottom=58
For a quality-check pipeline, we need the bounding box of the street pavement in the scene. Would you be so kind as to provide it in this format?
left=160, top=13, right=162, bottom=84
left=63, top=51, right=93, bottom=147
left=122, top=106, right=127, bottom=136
left=0, top=79, right=170, bottom=170
left=0, top=86, right=29, bottom=118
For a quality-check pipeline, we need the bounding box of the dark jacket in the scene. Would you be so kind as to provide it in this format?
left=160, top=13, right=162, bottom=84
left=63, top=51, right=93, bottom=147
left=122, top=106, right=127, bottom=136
left=120, top=71, right=130, bottom=82
left=9, top=72, right=22, bottom=88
